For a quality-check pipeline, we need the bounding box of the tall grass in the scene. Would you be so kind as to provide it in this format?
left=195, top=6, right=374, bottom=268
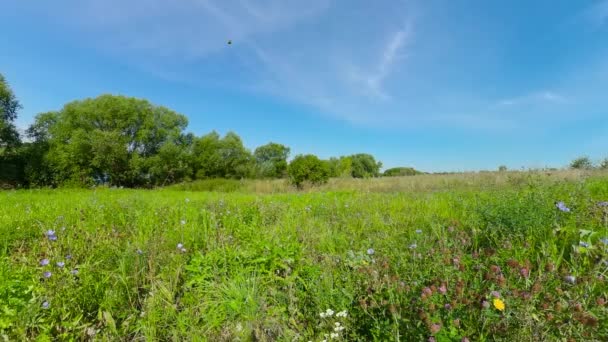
left=1, top=171, right=608, bottom=340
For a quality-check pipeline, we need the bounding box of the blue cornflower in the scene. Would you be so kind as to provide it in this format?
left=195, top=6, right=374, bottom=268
left=408, top=243, right=417, bottom=249
left=70, top=269, right=79, bottom=275
left=367, top=248, right=375, bottom=255
left=598, top=201, right=608, bottom=207
left=579, top=241, right=590, bottom=248
left=56, top=261, right=65, bottom=268
left=43, top=271, right=52, bottom=278
left=40, top=258, right=50, bottom=266
left=66, top=254, right=72, bottom=260
left=45, top=230, right=58, bottom=240
left=42, top=301, right=50, bottom=309
left=600, top=238, right=608, bottom=245
left=415, top=229, right=423, bottom=234
left=556, top=201, right=570, bottom=212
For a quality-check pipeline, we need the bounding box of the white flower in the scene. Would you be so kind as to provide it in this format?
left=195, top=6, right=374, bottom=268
left=180, top=220, right=186, bottom=225
left=330, top=333, right=339, bottom=339
left=325, top=309, right=334, bottom=317
left=334, top=326, right=345, bottom=332
left=320, top=312, right=327, bottom=318
left=336, top=310, right=348, bottom=317
left=335, top=322, right=341, bottom=327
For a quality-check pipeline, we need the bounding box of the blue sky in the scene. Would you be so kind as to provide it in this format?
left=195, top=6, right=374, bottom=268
left=1, top=0, right=608, bottom=171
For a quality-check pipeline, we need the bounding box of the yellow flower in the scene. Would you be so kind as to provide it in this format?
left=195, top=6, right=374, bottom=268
left=493, top=298, right=505, bottom=311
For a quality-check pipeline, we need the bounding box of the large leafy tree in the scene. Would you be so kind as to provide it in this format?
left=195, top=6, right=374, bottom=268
left=254, top=142, right=290, bottom=178
left=349, top=153, right=382, bottom=178
left=0, top=73, right=21, bottom=150
left=192, top=131, right=254, bottom=179
left=36, top=94, right=188, bottom=186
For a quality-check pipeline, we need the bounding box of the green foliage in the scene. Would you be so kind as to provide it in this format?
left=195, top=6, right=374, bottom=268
left=33, top=94, right=188, bottom=186
left=498, top=165, right=508, bottom=172
left=327, top=156, right=352, bottom=178
left=0, top=73, right=21, bottom=150
left=349, top=153, right=382, bottom=178
left=600, top=158, right=608, bottom=170
left=253, top=142, right=290, bottom=178
left=383, top=166, right=423, bottom=177
left=288, top=154, right=330, bottom=188
left=570, top=156, right=594, bottom=170
left=192, top=131, right=254, bottom=180
left=167, top=178, right=244, bottom=192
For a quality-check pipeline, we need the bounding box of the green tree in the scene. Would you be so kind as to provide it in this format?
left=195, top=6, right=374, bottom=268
left=350, top=153, right=382, bottom=178
left=327, top=156, right=352, bottom=178
left=570, top=156, right=593, bottom=170
left=288, top=154, right=330, bottom=188
left=383, top=167, right=422, bottom=177
left=192, top=131, right=253, bottom=179
left=498, top=165, right=508, bottom=172
left=0, top=73, right=21, bottom=150
left=35, top=94, right=188, bottom=186
left=600, top=158, right=608, bottom=170
left=254, top=142, right=290, bottom=178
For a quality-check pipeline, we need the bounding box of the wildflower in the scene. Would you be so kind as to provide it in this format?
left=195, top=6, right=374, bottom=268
left=481, top=300, right=490, bottom=309
left=185, top=198, right=190, bottom=203
left=66, top=254, right=72, bottom=260
left=136, top=249, right=143, bottom=255
left=45, top=230, right=57, bottom=241
left=43, top=271, right=52, bottom=278
left=336, top=310, right=348, bottom=317
left=71, top=269, right=79, bottom=275
left=180, top=220, right=186, bottom=225
left=520, top=268, right=530, bottom=278
left=444, top=304, right=452, bottom=310
left=40, top=258, right=50, bottom=266
left=597, top=201, right=608, bottom=207
left=428, top=338, right=437, bottom=342
left=579, top=241, right=590, bottom=248
left=493, top=298, right=505, bottom=311
left=600, top=238, right=608, bottom=245
left=491, top=291, right=501, bottom=298
left=564, top=275, right=576, bottom=284
left=177, top=243, right=184, bottom=250
left=367, top=248, right=375, bottom=256
left=430, top=323, right=441, bottom=334
left=461, top=338, right=470, bottom=342
left=438, top=284, right=447, bottom=295
left=556, top=201, right=570, bottom=212
left=409, top=243, right=417, bottom=249
left=56, top=261, right=65, bottom=268
left=415, top=229, right=423, bottom=234
left=330, top=333, right=339, bottom=339
left=42, top=301, right=50, bottom=309
left=180, top=247, right=187, bottom=253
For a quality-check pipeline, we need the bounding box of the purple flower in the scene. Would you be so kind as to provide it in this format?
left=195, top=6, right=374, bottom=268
left=42, top=301, right=50, bottom=309
left=598, top=201, right=608, bottom=207
left=600, top=238, right=608, bottom=245
left=66, top=254, right=72, bottom=260
left=367, top=248, right=375, bottom=255
left=56, top=261, right=65, bottom=268
left=136, top=249, right=143, bottom=255
left=45, top=229, right=58, bottom=241
left=43, top=271, right=52, bottom=278
left=40, top=258, right=50, bottom=266
left=491, top=291, right=501, bottom=298
left=481, top=300, right=490, bottom=309
left=71, top=269, right=79, bottom=275
left=556, top=201, right=570, bottom=212
left=409, top=243, right=417, bottom=249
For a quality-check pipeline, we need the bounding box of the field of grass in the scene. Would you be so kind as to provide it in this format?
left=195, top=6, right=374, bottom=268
left=2, top=172, right=608, bottom=341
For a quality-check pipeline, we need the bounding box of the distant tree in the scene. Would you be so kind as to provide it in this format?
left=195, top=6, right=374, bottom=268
left=254, top=142, right=290, bottom=178
left=600, top=158, right=608, bottom=170
left=0, top=73, right=23, bottom=185
left=498, top=165, right=508, bottom=172
left=570, top=156, right=594, bottom=170
left=350, top=153, right=382, bottom=178
left=192, top=131, right=254, bottom=179
left=288, top=154, right=330, bottom=188
left=35, top=94, right=188, bottom=186
left=383, top=167, right=422, bottom=177
left=327, top=156, right=352, bottom=178
left=0, top=73, right=21, bottom=150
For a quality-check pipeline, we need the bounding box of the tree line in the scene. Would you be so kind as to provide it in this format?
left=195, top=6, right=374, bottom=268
left=0, top=73, right=408, bottom=188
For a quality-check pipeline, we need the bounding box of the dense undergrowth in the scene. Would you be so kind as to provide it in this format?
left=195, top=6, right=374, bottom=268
left=1, top=175, right=608, bottom=341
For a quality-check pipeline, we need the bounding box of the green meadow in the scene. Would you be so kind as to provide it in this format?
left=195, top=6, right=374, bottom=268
left=2, top=171, right=608, bottom=341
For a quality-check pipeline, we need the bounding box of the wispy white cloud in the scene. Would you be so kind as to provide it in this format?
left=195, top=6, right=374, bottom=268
left=497, top=90, right=567, bottom=107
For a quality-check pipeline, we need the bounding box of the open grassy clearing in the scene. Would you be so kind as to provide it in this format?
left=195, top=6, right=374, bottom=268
left=2, top=173, right=608, bottom=341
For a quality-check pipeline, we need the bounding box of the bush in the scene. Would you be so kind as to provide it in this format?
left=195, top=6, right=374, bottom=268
left=288, top=154, right=330, bottom=188
left=570, top=156, right=593, bottom=170
left=498, top=165, right=507, bottom=172
left=383, top=167, right=422, bottom=177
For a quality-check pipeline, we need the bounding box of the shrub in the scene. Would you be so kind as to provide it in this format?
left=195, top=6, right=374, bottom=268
left=570, top=156, right=593, bottom=170
left=288, top=154, right=330, bottom=188
left=383, top=167, right=422, bottom=177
